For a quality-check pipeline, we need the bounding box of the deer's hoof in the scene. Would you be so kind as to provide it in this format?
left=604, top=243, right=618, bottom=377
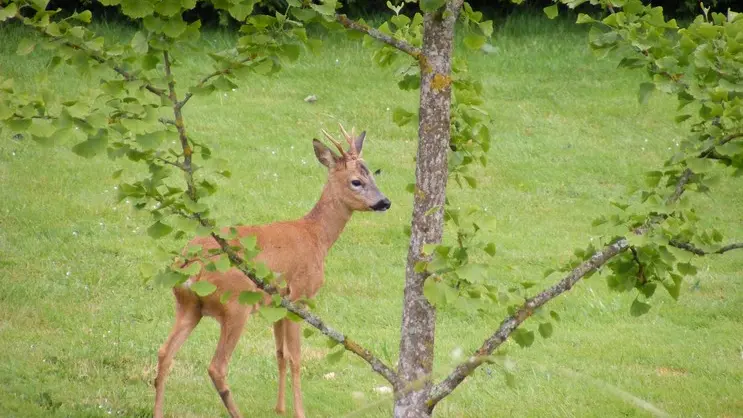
left=275, top=406, right=286, bottom=415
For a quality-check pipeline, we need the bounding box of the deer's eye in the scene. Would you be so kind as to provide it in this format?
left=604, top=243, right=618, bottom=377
left=351, top=180, right=363, bottom=187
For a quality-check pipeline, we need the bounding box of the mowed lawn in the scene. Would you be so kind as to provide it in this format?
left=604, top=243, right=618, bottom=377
left=1, top=14, right=742, bottom=418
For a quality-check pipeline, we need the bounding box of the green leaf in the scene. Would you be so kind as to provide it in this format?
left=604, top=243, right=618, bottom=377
left=0, top=3, right=18, bottom=21
left=309, top=0, right=336, bottom=16
left=464, top=176, right=477, bottom=188
left=456, top=263, right=488, bottom=283
left=538, top=322, right=553, bottom=338
left=180, top=262, right=201, bottom=276
left=240, top=235, right=258, bottom=250
left=238, top=290, right=263, bottom=305
left=71, top=129, right=108, bottom=158
left=484, top=242, right=496, bottom=256
left=74, top=10, right=92, bottom=23
left=543, top=5, right=558, bottom=19
left=131, top=31, right=148, bottom=54
left=549, top=310, right=560, bottom=322
left=155, top=0, right=181, bottom=16
left=147, top=221, right=173, bottom=239
left=260, top=306, right=287, bottom=323
left=420, top=0, right=446, bottom=12
left=17, top=39, right=36, bottom=56
left=121, top=0, right=155, bottom=18
left=423, top=279, right=446, bottom=307
left=392, top=107, right=414, bottom=126
left=463, top=34, right=486, bottom=50
left=155, top=270, right=187, bottom=287
left=638, top=82, right=655, bottom=104
left=326, top=347, right=344, bottom=364
left=644, top=171, right=663, bottom=188
left=215, top=255, right=231, bottom=272
left=511, top=329, right=535, bottom=348
left=163, top=16, right=187, bottom=38
left=229, top=0, right=257, bottom=21
left=190, top=281, right=217, bottom=296
left=663, top=274, right=682, bottom=300
left=28, top=119, right=56, bottom=138
left=576, top=13, right=594, bottom=24
left=630, top=299, right=651, bottom=317
left=302, top=328, right=315, bottom=338
left=676, top=262, right=697, bottom=276
left=136, top=131, right=165, bottom=150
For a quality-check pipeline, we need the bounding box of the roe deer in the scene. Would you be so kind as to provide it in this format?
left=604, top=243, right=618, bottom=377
left=153, top=125, right=391, bottom=418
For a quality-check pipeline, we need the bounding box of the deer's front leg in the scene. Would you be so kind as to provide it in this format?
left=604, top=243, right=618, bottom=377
left=284, top=320, right=305, bottom=418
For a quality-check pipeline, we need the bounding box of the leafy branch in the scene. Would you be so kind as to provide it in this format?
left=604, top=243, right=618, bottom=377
left=178, top=56, right=253, bottom=109
left=426, top=156, right=710, bottom=406
left=335, top=14, right=422, bottom=59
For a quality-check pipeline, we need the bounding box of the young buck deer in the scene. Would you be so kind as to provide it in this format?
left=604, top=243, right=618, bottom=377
left=153, top=125, right=391, bottom=418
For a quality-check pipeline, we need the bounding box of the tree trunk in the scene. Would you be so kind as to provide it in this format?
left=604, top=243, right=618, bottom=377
left=394, top=3, right=461, bottom=417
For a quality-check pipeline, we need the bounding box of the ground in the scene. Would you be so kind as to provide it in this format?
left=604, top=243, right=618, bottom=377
left=0, top=13, right=741, bottom=418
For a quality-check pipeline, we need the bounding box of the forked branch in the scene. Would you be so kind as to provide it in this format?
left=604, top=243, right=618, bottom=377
left=178, top=56, right=253, bottom=109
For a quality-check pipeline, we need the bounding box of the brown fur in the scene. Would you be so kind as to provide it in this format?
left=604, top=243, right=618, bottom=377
left=153, top=128, right=389, bottom=418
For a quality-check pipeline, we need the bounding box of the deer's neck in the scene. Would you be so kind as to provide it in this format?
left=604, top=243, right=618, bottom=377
left=303, top=185, right=352, bottom=252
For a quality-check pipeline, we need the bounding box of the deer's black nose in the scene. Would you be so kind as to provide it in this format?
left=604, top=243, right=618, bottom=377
left=371, top=198, right=391, bottom=211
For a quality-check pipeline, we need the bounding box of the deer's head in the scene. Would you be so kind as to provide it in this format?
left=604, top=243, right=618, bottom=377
left=312, top=125, right=391, bottom=212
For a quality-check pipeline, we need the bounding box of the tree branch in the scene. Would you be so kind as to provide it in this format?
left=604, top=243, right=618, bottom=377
left=163, top=51, right=196, bottom=200
left=61, top=41, right=167, bottom=98
left=335, top=14, right=422, bottom=59
left=666, top=168, right=692, bottom=205
left=427, top=238, right=629, bottom=407
left=202, top=230, right=402, bottom=388
left=428, top=153, right=696, bottom=407
left=669, top=240, right=743, bottom=255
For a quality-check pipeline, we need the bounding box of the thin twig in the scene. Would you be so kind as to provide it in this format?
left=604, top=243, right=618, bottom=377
left=669, top=240, right=743, bottom=255
left=630, top=246, right=646, bottom=284
left=335, top=14, right=422, bottom=59
left=178, top=56, right=253, bottom=109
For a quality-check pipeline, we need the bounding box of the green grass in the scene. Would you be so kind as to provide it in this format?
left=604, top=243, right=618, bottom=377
left=1, top=14, right=742, bottom=418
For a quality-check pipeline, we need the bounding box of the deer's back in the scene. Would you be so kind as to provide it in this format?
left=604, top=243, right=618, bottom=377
left=174, top=219, right=326, bottom=320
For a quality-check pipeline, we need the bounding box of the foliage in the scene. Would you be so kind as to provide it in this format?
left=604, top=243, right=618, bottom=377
left=536, top=0, right=743, bottom=317
left=2, top=0, right=743, bottom=414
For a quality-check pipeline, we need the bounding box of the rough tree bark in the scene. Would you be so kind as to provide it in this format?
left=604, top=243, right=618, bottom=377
left=394, top=2, right=463, bottom=417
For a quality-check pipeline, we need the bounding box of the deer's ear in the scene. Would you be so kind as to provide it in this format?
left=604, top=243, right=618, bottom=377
left=353, top=131, right=366, bottom=156
left=313, top=139, right=338, bottom=168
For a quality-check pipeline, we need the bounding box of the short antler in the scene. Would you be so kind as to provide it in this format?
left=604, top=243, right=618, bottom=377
left=321, top=129, right=347, bottom=158
left=338, top=123, right=358, bottom=155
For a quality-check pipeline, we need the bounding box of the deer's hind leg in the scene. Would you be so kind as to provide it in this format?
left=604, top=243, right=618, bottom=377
left=284, top=320, right=305, bottom=418
left=154, top=296, right=202, bottom=418
left=209, top=307, right=249, bottom=418
left=273, top=319, right=288, bottom=414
